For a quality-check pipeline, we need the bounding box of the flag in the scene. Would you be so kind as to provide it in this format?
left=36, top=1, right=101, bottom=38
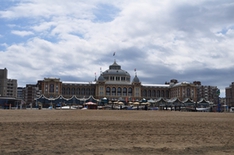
left=113, top=52, right=115, bottom=56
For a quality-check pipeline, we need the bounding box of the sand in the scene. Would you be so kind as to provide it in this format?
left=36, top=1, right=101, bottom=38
left=0, top=109, right=234, bottom=155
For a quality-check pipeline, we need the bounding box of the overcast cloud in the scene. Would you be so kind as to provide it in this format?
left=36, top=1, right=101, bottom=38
left=1, top=0, right=234, bottom=97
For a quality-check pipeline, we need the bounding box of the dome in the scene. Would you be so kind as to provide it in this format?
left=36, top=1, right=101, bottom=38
left=97, top=74, right=105, bottom=82
left=102, top=61, right=130, bottom=77
left=102, top=69, right=130, bottom=77
left=102, top=60, right=131, bottom=84
left=132, top=75, right=140, bottom=83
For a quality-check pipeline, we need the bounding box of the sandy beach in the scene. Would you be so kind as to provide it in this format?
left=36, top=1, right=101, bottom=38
left=0, top=110, right=234, bottom=155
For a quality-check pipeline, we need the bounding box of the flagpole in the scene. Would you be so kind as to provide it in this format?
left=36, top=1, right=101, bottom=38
left=113, top=52, right=116, bottom=62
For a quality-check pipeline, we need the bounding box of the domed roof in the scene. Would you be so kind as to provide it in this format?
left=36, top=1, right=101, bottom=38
left=101, top=60, right=131, bottom=84
left=132, top=75, right=140, bottom=83
left=102, top=60, right=130, bottom=77
left=97, top=74, right=105, bottom=82
left=102, top=69, right=130, bottom=76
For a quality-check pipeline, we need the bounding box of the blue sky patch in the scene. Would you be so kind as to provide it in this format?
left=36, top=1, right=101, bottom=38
left=92, top=4, right=120, bottom=23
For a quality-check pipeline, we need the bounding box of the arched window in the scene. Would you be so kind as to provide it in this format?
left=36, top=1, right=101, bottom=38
left=106, top=87, right=110, bottom=96
left=81, top=88, right=85, bottom=95
left=144, top=90, right=147, bottom=97
left=128, top=87, right=132, bottom=96
left=49, top=84, right=54, bottom=93
left=91, top=88, right=95, bottom=95
left=76, top=88, right=80, bottom=95
left=112, top=87, right=116, bottom=96
left=86, top=88, right=90, bottom=95
left=123, top=87, right=127, bottom=96
left=117, top=87, right=122, bottom=96
left=166, top=90, right=169, bottom=98
left=153, top=90, right=156, bottom=97
left=71, top=88, right=75, bottom=95
left=157, top=90, right=160, bottom=97
left=62, top=87, right=66, bottom=95
left=66, top=88, right=70, bottom=95
left=161, top=90, right=165, bottom=97
left=187, top=88, right=191, bottom=97
left=148, top=90, right=151, bottom=97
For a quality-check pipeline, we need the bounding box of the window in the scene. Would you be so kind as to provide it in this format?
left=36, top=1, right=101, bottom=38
left=123, top=87, right=127, bottom=96
left=161, top=90, right=164, bottom=97
left=71, top=88, right=75, bottom=95
left=62, top=87, right=65, bottom=94
left=91, top=88, right=95, bottom=95
left=86, top=88, right=90, bottom=95
left=110, top=76, right=115, bottom=81
left=112, top=87, right=116, bottom=96
left=166, top=90, right=169, bottom=98
left=157, top=90, right=160, bottom=97
left=49, top=84, right=54, bottom=93
left=117, top=87, right=122, bottom=96
left=148, top=90, right=151, bottom=97
left=66, top=88, right=70, bottom=95
left=143, top=90, right=147, bottom=97
left=81, top=88, right=85, bottom=95
left=187, top=88, right=191, bottom=97
left=128, top=88, right=132, bottom=96
left=106, top=87, right=110, bottom=96
left=76, top=88, right=80, bottom=95
left=153, top=90, right=156, bottom=97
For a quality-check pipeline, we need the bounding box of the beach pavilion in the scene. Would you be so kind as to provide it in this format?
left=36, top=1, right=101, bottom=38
left=36, top=95, right=99, bottom=108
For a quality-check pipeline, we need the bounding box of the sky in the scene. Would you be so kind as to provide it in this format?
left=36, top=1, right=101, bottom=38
left=1, top=0, right=234, bottom=97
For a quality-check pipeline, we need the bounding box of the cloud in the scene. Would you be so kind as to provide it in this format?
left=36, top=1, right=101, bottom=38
left=11, top=30, right=34, bottom=37
left=0, top=0, right=234, bottom=98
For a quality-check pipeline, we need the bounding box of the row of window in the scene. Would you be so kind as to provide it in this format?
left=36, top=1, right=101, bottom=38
left=62, top=87, right=95, bottom=96
left=59, top=87, right=178, bottom=98
left=104, top=76, right=130, bottom=81
left=142, top=89, right=169, bottom=98
left=106, top=87, right=132, bottom=96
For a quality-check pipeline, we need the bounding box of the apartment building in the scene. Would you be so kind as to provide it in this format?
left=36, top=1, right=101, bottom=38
left=226, top=82, right=234, bottom=107
left=0, top=68, right=17, bottom=98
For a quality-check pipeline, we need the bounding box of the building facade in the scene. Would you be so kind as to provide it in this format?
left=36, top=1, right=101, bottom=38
left=17, top=87, right=24, bottom=100
left=226, top=82, right=234, bottom=107
left=37, top=78, right=62, bottom=98
left=192, top=81, right=219, bottom=105
left=35, top=61, right=219, bottom=104
left=23, top=84, right=41, bottom=105
left=0, top=68, right=17, bottom=98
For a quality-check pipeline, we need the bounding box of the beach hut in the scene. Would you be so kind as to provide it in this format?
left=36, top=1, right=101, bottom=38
left=155, top=97, right=167, bottom=110
left=196, top=98, right=210, bottom=112
left=85, top=102, right=97, bottom=109
left=183, top=98, right=195, bottom=111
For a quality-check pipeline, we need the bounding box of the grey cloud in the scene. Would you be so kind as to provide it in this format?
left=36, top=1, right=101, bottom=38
left=1, top=0, right=234, bottom=97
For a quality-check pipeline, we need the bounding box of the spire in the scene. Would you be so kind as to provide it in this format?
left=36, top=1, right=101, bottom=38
left=94, top=72, right=97, bottom=81
left=100, top=67, right=102, bottom=75
left=132, top=68, right=140, bottom=83
left=134, top=68, right=137, bottom=76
